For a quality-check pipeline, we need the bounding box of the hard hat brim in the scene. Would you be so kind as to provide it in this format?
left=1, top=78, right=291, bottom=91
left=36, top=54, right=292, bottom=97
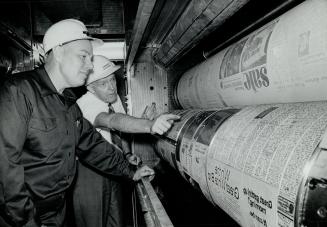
left=44, top=37, right=103, bottom=54
left=86, top=64, right=121, bottom=85
left=90, top=37, right=104, bottom=51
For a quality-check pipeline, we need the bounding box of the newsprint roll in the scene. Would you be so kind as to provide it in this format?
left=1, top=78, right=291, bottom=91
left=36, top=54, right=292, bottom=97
left=176, top=0, right=327, bottom=109
left=156, top=101, right=327, bottom=227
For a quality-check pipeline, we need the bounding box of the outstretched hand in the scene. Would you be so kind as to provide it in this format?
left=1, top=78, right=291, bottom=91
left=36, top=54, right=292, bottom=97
left=150, top=114, right=180, bottom=135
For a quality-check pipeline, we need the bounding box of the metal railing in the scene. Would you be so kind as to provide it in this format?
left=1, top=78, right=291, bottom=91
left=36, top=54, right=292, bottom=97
left=134, top=178, right=174, bottom=227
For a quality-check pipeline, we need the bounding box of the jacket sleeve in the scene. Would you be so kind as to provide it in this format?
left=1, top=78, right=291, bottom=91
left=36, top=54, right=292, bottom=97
left=0, top=81, right=34, bottom=226
left=76, top=113, right=135, bottom=181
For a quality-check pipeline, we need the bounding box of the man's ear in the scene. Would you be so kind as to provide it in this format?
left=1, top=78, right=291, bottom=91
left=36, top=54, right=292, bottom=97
left=52, top=46, right=64, bottom=62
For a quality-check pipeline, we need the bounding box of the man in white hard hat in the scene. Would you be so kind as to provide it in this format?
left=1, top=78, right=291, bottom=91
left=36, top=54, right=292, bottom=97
left=73, top=55, right=180, bottom=227
left=0, top=19, right=154, bottom=227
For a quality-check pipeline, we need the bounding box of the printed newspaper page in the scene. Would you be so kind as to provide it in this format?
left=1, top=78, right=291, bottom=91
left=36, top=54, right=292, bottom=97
left=177, top=0, right=327, bottom=108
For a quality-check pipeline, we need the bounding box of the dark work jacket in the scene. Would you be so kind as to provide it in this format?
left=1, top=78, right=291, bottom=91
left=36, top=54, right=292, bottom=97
left=0, top=67, right=134, bottom=226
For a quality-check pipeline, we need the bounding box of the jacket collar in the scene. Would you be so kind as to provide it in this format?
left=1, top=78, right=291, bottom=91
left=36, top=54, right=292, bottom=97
left=36, top=66, right=58, bottom=97
left=36, top=66, right=78, bottom=106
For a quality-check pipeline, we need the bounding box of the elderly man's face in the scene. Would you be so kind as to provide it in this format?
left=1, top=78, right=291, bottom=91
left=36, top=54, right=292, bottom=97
left=59, top=40, right=94, bottom=87
left=91, top=74, right=117, bottom=103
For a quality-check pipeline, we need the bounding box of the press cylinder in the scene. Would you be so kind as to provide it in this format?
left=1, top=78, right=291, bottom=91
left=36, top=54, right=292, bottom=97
left=175, top=0, right=327, bottom=109
left=156, top=102, right=327, bottom=227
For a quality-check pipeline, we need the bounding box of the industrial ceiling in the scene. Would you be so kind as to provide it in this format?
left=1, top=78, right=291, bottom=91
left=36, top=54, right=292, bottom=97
left=0, top=0, right=304, bottom=75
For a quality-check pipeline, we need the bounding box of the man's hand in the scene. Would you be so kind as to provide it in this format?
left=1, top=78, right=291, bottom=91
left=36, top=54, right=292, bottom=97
left=126, top=153, right=141, bottom=166
left=150, top=114, right=180, bottom=135
left=132, top=165, right=155, bottom=181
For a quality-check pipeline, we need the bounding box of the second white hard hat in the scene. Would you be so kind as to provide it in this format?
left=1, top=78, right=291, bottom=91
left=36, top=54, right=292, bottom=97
left=43, top=19, right=103, bottom=53
left=86, top=55, right=121, bottom=85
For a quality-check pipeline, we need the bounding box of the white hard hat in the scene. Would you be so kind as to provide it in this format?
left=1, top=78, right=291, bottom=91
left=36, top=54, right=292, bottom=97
left=86, top=55, right=121, bottom=85
left=43, top=19, right=103, bottom=53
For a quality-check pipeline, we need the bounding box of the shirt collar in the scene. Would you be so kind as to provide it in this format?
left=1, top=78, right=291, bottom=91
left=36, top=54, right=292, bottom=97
left=63, top=88, right=78, bottom=106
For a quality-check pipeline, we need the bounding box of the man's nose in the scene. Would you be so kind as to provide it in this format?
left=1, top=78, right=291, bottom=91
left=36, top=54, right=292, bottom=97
left=85, top=57, right=94, bottom=71
left=108, top=81, right=115, bottom=89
